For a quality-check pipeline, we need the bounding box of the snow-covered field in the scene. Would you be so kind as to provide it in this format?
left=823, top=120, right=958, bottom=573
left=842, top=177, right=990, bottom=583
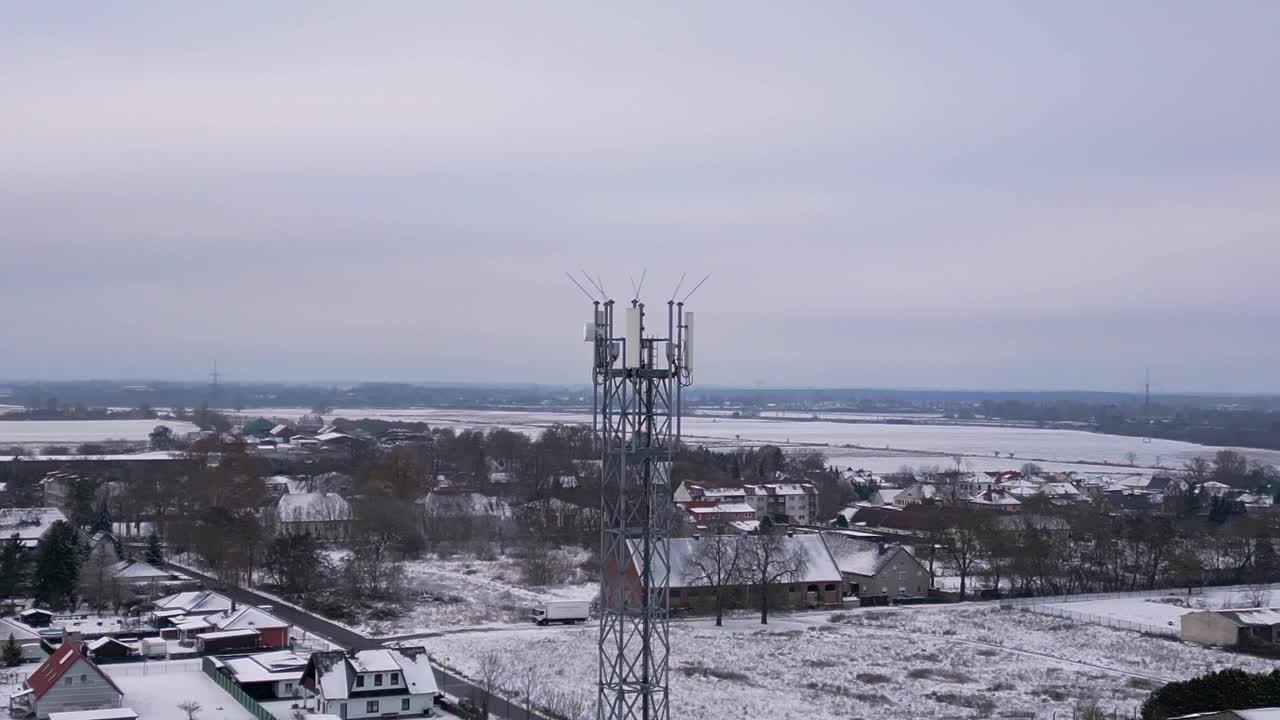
left=236, top=406, right=1280, bottom=471
left=419, top=604, right=1272, bottom=720
left=104, top=662, right=254, bottom=720
left=0, top=419, right=198, bottom=444
left=358, top=551, right=598, bottom=638
left=1030, top=583, right=1280, bottom=631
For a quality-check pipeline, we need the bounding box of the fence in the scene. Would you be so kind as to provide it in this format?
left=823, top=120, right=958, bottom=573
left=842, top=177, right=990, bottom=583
left=202, top=657, right=277, bottom=720
left=103, top=659, right=203, bottom=676
left=1002, top=581, right=1280, bottom=609
left=1020, top=604, right=1179, bottom=637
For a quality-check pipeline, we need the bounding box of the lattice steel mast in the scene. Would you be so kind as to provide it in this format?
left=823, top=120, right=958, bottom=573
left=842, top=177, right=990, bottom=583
left=587, top=293, right=694, bottom=720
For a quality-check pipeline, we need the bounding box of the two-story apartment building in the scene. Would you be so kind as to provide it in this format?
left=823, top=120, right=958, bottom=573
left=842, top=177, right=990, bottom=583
left=301, top=648, right=439, bottom=719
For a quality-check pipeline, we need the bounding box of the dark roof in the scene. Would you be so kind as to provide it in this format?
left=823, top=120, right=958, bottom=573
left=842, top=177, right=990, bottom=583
left=26, top=643, right=123, bottom=700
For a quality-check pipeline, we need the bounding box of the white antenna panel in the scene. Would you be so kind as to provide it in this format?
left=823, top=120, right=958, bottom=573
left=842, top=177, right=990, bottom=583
left=683, top=311, right=695, bottom=373
left=624, top=307, right=642, bottom=368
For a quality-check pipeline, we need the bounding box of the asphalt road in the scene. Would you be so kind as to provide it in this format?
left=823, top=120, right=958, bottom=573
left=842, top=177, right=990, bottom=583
left=166, top=562, right=536, bottom=719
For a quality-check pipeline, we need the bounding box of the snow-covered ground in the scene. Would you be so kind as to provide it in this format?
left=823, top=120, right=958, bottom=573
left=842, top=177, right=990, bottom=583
left=234, top=406, right=1280, bottom=470
left=104, top=661, right=254, bottom=720
left=359, top=550, right=598, bottom=637
left=1028, top=583, right=1280, bottom=631
left=0, top=419, right=198, bottom=444
left=416, top=604, right=1273, bottom=720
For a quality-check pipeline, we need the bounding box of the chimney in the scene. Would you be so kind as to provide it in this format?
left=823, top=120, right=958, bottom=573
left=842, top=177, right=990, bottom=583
left=64, top=631, right=82, bottom=650
left=231, top=598, right=237, bottom=613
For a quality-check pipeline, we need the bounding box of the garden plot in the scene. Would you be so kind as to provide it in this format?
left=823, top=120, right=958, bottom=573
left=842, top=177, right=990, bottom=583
left=415, top=605, right=1274, bottom=720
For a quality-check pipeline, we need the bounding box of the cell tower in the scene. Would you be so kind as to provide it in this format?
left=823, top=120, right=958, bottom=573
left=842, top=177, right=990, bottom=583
left=580, top=276, right=697, bottom=720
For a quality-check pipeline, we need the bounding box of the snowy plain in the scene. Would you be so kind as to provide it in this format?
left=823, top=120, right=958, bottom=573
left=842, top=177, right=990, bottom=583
left=236, top=406, right=1280, bottom=472
left=0, top=419, right=198, bottom=445
left=418, top=604, right=1272, bottom=720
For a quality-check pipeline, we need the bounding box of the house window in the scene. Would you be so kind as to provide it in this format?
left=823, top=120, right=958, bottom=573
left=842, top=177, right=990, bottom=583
left=374, top=673, right=383, bottom=687
left=390, top=673, right=399, bottom=685
left=670, top=589, right=683, bottom=599
left=366, top=701, right=379, bottom=714
left=401, top=699, right=410, bottom=712
left=80, top=674, right=87, bottom=683
left=285, top=682, right=293, bottom=693
left=824, top=584, right=835, bottom=592
left=356, top=675, right=365, bottom=688
left=65, top=677, right=73, bottom=685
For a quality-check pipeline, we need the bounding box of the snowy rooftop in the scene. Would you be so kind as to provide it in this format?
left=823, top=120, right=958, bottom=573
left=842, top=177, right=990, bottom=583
left=0, top=507, right=67, bottom=544
left=278, top=492, right=351, bottom=522
left=822, top=535, right=898, bottom=577
left=308, top=648, right=438, bottom=700
left=645, top=534, right=842, bottom=587
left=687, top=503, right=755, bottom=515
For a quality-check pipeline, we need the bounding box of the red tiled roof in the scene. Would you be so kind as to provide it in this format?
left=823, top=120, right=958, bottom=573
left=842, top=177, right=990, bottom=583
left=25, top=642, right=123, bottom=700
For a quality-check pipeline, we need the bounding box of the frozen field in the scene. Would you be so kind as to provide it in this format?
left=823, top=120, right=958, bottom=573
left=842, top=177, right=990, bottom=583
left=0, top=419, right=198, bottom=444
left=418, top=604, right=1269, bottom=720
left=237, top=406, right=1280, bottom=470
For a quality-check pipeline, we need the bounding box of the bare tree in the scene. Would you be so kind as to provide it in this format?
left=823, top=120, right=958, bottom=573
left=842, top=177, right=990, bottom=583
left=516, top=661, right=541, bottom=720
left=177, top=701, right=202, bottom=720
left=942, top=510, right=986, bottom=601
left=477, top=649, right=506, bottom=719
left=684, top=532, right=745, bottom=626
left=741, top=532, right=808, bottom=624
left=1242, top=583, right=1271, bottom=608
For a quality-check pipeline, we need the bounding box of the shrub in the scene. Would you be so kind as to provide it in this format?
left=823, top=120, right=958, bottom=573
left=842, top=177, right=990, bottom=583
left=1142, top=668, right=1280, bottom=719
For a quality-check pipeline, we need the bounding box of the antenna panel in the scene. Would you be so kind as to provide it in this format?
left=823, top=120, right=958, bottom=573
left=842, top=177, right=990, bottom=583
left=624, top=307, right=642, bottom=367
left=683, top=311, right=695, bottom=373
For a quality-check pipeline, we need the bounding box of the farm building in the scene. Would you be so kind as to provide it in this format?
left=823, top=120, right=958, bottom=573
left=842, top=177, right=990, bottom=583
left=194, top=629, right=260, bottom=654
left=0, top=617, right=48, bottom=662
left=301, top=648, right=439, bottom=719
left=1182, top=608, right=1280, bottom=648
left=622, top=534, right=845, bottom=613
left=822, top=535, right=931, bottom=602
left=277, top=493, right=351, bottom=541
left=9, top=643, right=124, bottom=719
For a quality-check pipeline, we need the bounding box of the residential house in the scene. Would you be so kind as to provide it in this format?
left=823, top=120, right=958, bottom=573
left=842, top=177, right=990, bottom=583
left=415, top=488, right=512, bottom=541
left=968, top=487, right=1021, bottom=513
left=1182, top=608, right=1280, bottom=648
left=867, top=488, right=904, bottom=507
left=201, top=606, right=290, bottom=649
left=823, top=535, right=931, bottom=602
left=109, top=560, right=183, bottom=598
left=150, top=590, right=235, bottom=627
left=9, top=643, right=123, bottom=719
left=212, top=650, right=307, bottom=700
left=301, top=648, right=439, bottom=719
left=891, top=483, right=938, bottom=507
left=0, top=508, right=69, bottom=549
left=622, top=535, right=845, bottom=613
left=277, top=493, right=352, bottom=542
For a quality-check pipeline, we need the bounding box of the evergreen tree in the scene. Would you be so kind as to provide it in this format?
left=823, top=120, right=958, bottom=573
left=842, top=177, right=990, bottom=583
left=0, top=534, right=27, bottom=611
left=91, top=502, right=113, bottom=535
left=68, top=477, right=98, bottom=527
left=2, top=634, right=21, bottom=667
left=144, top=533, right=164, bottom=566
left=33, top=521, right=81, bottom=610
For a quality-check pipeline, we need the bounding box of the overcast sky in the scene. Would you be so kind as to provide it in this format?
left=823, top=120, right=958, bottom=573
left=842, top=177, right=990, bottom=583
left=2, top=3, right=1278, bottom=392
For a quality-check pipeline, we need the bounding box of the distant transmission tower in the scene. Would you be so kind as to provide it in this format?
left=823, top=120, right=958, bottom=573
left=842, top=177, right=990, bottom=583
left=580, top=274, right=698, bottom=720
left=210, top=361, right=221, bottom=400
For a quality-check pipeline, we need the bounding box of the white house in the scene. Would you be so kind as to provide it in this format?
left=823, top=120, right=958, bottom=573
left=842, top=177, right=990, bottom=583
left=301, top=648, right=439, bottom=719
left=10, top=643, right=123, bottom=719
